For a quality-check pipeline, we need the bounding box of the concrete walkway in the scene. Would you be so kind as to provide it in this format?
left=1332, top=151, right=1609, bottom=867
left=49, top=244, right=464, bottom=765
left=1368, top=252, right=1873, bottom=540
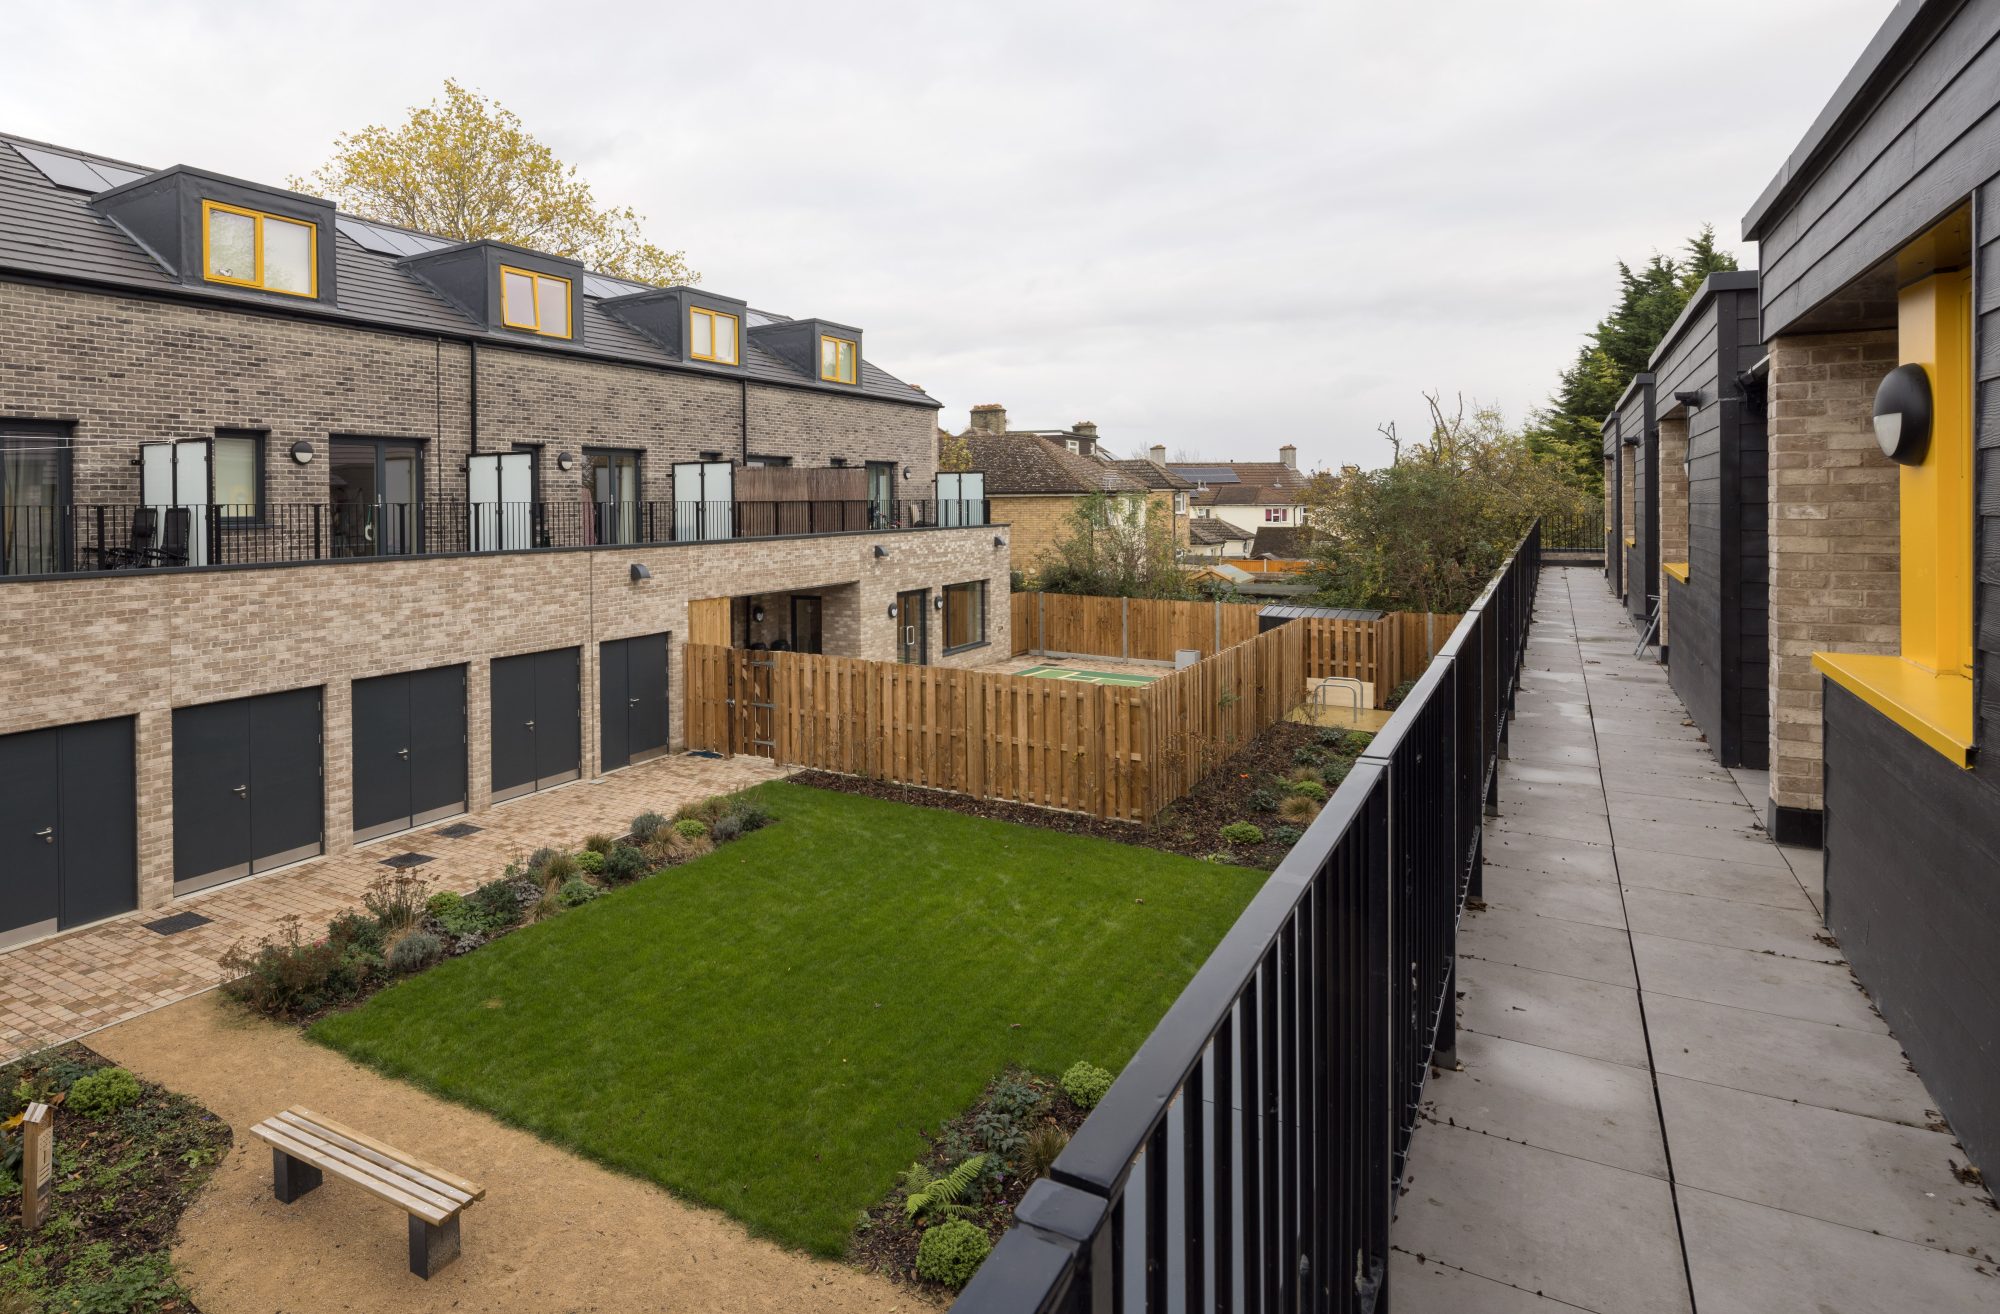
left=0, top=752, right=783, bottom=1063
left=1390, top=569, right=2000, bottom=1313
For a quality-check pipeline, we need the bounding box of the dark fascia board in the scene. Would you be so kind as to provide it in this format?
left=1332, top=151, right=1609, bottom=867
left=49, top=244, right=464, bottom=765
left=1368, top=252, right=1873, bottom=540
left=89, top=161, right=330, bottom=212
left=89, top=164, right=338, bottom=302
left=1605, top=372, right=1656, bottom=433
left=1647, top=270, right=1761, bottom=370
left=598, top=285, right=749, bottom=362
left=1741, top=0, right=1953, bottom=240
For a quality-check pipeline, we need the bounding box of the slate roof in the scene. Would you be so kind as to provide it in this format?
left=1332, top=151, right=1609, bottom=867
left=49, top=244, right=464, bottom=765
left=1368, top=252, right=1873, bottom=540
left=1189, top=517, right=1255, bottom=545
left=1252, top=526, right=1310, bottom=558
left=1111, top=459, right=1194, bottom=491
left=966, top=432, right=1152, bottom=497
left=1171, top=461, right=1308, bottom=506
left=0, top=132, right=936, bottom=409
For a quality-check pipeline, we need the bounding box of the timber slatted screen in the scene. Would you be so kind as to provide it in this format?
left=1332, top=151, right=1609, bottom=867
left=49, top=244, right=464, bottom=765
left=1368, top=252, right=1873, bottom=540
left=1016, top=594, right=1263, bottom=661
left=687, top=597, right=732, bottom=648
left=1137, top=622, right=1308, bottom=808
left=1010, top=593, right=1036, bottom=656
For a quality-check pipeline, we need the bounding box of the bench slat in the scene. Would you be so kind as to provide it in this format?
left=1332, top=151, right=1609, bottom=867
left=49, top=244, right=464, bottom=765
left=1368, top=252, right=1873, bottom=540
left=272, top=1110, right=476, bottom=1206
left=288, top=1106, right=486, bottom=1200
left=251, top=1122, right=453, bottom=1224
left=262, top=1120, right=466, bottom=1216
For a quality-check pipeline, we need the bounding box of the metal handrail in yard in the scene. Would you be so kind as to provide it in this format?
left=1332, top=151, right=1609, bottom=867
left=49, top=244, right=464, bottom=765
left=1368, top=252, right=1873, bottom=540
left=952, top=522, right=1541, bottom=1314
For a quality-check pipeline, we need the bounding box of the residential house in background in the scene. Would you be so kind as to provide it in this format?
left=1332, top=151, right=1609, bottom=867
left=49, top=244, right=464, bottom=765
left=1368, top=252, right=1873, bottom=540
left=953, top=404, right=1185, bottom=574
left=1165, top=446, right=1311, bottom=536
left=1187, top=517, right=1254, bottom=559
left=0, top=131, right=1008, bottom=948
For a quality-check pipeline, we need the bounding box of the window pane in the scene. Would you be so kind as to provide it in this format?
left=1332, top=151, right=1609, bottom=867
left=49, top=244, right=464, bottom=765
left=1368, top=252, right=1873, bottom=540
left=536, top=277, right=569, bottom=337
left=715, top=314, right=738, bottom=364
left=263, top=217, right=313, bottom=294
left=821, top=337, right=837, bottom=377
left=690, top=310, right=713, bottom=357
left=839, top=340, right=856, bottom=382
left=213, top=437, right=259, bottom=515
left=501, top=270, right=537, bottom=327
left=207, top=209, right=255, bottom=282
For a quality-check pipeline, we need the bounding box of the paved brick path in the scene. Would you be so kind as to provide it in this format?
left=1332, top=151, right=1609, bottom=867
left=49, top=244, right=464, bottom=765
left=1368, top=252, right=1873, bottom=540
left=0, top=753, right=783, bottom=1062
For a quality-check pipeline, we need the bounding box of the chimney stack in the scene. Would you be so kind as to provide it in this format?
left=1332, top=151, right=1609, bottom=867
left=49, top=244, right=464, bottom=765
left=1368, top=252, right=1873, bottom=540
left=1279, top=444, right=1297, bottom=469
left=1073, top=421, right=1098, bottom=438
left=1149, top=444, right=1167, bottom=466
left=969, top=403, right=1008, bottom=435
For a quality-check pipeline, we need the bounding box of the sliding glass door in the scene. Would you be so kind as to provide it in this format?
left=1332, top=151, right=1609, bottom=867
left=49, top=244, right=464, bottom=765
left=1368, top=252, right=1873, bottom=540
left=331, top=438, right=423, bottom=558
left=585, top=449, right=641, bottom=545
left=1, top=430, right=70, bottom=576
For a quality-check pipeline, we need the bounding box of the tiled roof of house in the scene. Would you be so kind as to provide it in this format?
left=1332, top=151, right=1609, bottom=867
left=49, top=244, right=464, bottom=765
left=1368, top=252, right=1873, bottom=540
left=966, top=432, right=1152, bottom=496
left=1252, top=526, right=1310, bottom=558
left=1189, top=517, right=1255, bottom=545
left=0, top=133, right=936, bottom=408
left=1172, top=461, right=1309, bottom=506
left=1111, top=459, right=1195, bottom=490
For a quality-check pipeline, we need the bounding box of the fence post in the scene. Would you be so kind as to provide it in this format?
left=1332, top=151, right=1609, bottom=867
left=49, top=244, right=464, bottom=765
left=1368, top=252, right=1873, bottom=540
left=1122, top=597, right=1130, bottom=659
left=1213, top=599, right=1221, bottom=656
left=1039, top=592, right=1047, bottom=657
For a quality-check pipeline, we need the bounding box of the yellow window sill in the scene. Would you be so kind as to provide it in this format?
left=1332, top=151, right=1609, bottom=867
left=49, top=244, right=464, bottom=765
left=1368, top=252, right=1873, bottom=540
left=1623, top=537, right=1636, bottom=547
left=1811, top=652, right=1974, bottom=767
left=1663, top=562, right=1690, bottom=584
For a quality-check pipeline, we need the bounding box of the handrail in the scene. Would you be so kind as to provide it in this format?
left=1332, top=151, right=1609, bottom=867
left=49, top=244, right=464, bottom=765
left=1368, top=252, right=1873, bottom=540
left=954, top=521, right=1541, bottom=1314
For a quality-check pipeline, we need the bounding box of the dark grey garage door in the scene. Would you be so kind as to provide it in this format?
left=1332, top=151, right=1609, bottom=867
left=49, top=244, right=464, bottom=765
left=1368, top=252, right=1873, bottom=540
left=0, top=717, right=137, bottom=947
left=491, top=647, right=581, bottom=801
left=172, top=688, right=322, bottom=892
left=352, top=666, right=467, bottom=842
left=600, top=633, right=669, bottom=771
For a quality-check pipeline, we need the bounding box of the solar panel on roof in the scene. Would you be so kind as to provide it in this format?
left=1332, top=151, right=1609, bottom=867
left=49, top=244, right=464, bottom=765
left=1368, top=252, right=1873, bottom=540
left=333, top=216, right=453, bottom=258
left=1172, top=466, right=1240, bottom=484
left=583, top=273, right=650, bottom=300
left=13, top=143, right=144, bottom=193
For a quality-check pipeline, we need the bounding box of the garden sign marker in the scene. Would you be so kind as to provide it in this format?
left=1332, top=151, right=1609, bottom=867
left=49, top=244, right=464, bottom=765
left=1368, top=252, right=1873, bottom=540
left=20, top=1102, right=52, bottom=1230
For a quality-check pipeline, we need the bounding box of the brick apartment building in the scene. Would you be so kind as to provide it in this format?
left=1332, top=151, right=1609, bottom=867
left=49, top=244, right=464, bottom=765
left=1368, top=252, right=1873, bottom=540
left=0, top=133, right=1008, bottom=947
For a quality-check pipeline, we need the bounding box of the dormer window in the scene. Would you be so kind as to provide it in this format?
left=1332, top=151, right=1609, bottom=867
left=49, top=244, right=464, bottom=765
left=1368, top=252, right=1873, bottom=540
left=820, top=334, right=858, bottom=384
left=500, top=266, right=572, bottom=339
left=202, top=200, right=316, bottom=297
left=690, top=306, right=740, bottom=364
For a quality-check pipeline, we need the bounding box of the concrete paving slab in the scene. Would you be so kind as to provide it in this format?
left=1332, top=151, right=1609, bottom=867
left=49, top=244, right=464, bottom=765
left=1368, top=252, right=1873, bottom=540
left=1394, top=1124, right=1692, bottom=1314
left=1497, top=779, right=1610, bottom=816
left=1611, top=815, right=1792, bottom=869
left=1659, top=1075, right=1998, bottom=1254
left=1603, top=790, right=1764, bottom=831
left=1644, top=992, right=1936, bottom=1128
left=1387, top=1252, right=1597, bottom=1313
left=1595, top=769, right=1749, bottom=804
left=1630, top=933, right=1887, bottom=1032
left=1485, top=831, right=1619, bottom=880
left=1481, top=865, right=1628, bottom=929
left=1458, top=957, right=1649, bottom=1069
left=1678, top=1187, right=2000, bottom=1314
left=1461, top=906, right=1638, bottom=988
left=1611, top=848, right=1818, bottom=911
left=1425, top=1031, right=1668, bottom=1179
left=1508, top=743, right=1602, bottom=768
left=1490, top=807, right=1616, bottom=848
left=1501, top=761, right=1605, bottom=789
left=1621, top=887, right=1838, bottom=962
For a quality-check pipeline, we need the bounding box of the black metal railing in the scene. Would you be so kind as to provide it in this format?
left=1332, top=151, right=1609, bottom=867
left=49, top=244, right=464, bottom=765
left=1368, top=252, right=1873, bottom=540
left=1538, top=507, right=1604, bottom=552
left=0, top=498, right=992, bottom=578
left=953, top=523, right=1542, bottom=1314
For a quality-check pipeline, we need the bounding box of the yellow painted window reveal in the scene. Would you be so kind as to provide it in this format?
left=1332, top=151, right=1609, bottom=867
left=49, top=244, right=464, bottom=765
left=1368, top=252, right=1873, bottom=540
left=689, top=307, right=740, bottom=364
left=202, top=201, right=316, bottom=297
left=499, top=266, right=572, bottom=339
left=1662, top=562, right=1690, bottom=585
left=820, top=334, right=858, bottom=384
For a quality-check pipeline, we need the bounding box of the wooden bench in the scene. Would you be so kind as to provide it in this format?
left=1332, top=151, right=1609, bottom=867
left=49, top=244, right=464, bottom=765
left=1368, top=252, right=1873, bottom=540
left=249, top=1106, right=485, bottom=1278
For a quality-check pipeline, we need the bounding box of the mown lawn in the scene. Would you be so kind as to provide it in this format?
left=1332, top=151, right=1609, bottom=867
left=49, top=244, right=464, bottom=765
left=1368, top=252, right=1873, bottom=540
left=309, top=780, right=1263, bottom=1255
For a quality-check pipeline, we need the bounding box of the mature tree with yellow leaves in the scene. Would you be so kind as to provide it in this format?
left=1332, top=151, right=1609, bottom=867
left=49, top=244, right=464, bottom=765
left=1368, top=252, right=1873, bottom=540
left=292, top=80, right=695, bottom=286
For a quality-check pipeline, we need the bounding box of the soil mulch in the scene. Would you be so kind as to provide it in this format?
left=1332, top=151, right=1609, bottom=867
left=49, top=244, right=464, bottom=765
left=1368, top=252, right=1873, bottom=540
left=1, top=1043, right=231, bottom=1312
left=792, top=719, right=1369, bottom=870
left=849, top=1069, right=1091, bottom=1299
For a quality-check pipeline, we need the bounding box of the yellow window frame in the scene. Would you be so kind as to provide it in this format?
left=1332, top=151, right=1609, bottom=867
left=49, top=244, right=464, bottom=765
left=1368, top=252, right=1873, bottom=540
left=689, top=306, right=740, bottom=364
left=1662, top=562, right=1690, bottom=585
left=498, top=265, right=574, bottom=340
left=820, top=334, right=858, bottom=384
left=201, top=200, right=317, bottom=298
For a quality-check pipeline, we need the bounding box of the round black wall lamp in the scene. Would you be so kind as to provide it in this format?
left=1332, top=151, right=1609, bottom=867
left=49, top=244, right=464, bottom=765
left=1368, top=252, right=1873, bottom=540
left=289, top=440, right=315, bottom=465
left=886, top=602, right=899, bottom=619
left=934, top=594, right=945, bottom=610
left=556, top=451, right=576, bottom=472
left=751, top=604, right=766, bottom=623
left=1873, top=363, right=1932, bottom=465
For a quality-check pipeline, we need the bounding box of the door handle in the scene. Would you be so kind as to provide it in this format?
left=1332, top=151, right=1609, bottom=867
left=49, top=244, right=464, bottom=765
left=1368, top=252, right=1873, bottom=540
left=35, top=826, right=53, bottom=843
left=629, top=696, right=641, bottom=705
left=398, top=748, right=410, bottom=760
left=233, top=784, right=249, bottom=797
left=525, top=719, right=536, bottom=730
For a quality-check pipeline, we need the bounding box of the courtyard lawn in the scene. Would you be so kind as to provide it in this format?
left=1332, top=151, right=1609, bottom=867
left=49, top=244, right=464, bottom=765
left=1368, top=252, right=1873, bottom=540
left=309, top=780, right=1263, bottom=1255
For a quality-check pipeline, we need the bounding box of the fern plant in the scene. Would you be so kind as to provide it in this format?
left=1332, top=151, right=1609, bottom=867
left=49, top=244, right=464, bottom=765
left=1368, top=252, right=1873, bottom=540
left=902, top=1154, right=988, bottom=1221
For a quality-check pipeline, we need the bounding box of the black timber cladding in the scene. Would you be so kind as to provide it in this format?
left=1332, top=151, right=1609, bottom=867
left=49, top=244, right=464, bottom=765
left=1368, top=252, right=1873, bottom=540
left=0, top=134, right=936, bottom=410
left=1651, top=274, right=1768, bottom=768
left=1608, top=375, right=1656, bottom=627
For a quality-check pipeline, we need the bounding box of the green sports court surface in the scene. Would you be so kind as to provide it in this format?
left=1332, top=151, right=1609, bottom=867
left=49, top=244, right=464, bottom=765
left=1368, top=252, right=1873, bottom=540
left=1014, top=664, right=1161, bottom=686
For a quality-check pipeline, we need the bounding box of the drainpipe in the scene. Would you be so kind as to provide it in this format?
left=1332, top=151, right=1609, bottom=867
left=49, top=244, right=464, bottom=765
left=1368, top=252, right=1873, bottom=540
left=740, top=377, right=749, bottom=463
left=469, top=340, right=480, bottom=455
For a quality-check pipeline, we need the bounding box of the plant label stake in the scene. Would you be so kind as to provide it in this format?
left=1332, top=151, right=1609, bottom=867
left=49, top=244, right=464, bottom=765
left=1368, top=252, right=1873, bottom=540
left=21, top=1101, right=53, bottom=1231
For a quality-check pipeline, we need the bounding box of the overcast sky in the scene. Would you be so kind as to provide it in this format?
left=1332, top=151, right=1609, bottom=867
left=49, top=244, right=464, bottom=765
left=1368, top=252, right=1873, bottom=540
left=3, top=1, right=1893, bottom=470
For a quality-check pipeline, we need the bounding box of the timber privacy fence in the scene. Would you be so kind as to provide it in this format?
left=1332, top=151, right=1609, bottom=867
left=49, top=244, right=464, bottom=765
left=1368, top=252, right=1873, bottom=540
left=951, top=524, right=1541, bottom=1313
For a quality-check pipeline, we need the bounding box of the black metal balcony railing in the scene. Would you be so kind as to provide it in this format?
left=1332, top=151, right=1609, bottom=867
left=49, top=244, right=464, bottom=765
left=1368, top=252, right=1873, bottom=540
left=1539, top=507, right=1605, bottom=552
left=953, top=524, right=1542, bottom=1314
left=0, top=498, right=992, bottom=578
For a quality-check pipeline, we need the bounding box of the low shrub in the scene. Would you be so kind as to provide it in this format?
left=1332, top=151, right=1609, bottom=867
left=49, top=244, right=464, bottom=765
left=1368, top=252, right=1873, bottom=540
left=630, top=811, right=668, bottom=843
left=1286, top=765, right=1321, bottom=783
left=425, top=891, right=463, bottom=917
left=524, top=846, right=564, bottom=875
left=324, top=911, right=385, bottom=958
left=723, top=800, right=775, bottom=834
left=987, top=1075, right=1046, bottom=1121
left=1317, top=727, right=1353, bottom=752
left=1218, top=821, right=1264, bottom=846
left=539, top=851, right=581, bottom=885
left=467, top=874, right=533, bottom=928
left=1271, top=824, right=1304, bottom=845
left=1292, top=745, right=1326, bottom=767
left=1277, top=794, right=1321, bottom=824
left=970, top=1108, right=1025, bottom=1161
left=387, top=931, right=445, bottom=974
left=1061, top=1060, right=1114, bottom=1110
left=529, top=891, right=562, bottom=922
left=1285, top=778, right=1328, bottom=801
left=1245, top=786, right=1280, bottom=813
left=712, top=813, right=745, bottom=843
left=602, top=844, right=650, bottom=884
left=1023, top=1124, right=1070, bottom=1181
left=671, top=797, right=725, bottom=827
left=557, top=877, right=600, bottom=908
left=583, top=832, right=616, bottom=855
left=901, top=1155, right=986, bottom=1222
left=1322, top=757, right=1352, bottom=787
left=362, top=872, right=430, bottom=930
left=575, top=848, right=605, bottom=875
left=673, top=818, right=710, bottom=840
left=64, top=1067, right=141, bottom=1118
left=915, top=1218, right=992, bottom=1290
left=220, top=914, right=383, bottom=1020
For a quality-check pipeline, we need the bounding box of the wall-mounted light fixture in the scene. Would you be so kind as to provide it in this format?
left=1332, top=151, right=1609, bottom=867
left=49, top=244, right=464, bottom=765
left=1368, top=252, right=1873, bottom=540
left=934, top=594, right=945, bottom=610
left=751, top=604, right=766, bottom=623
left=993, top=535, right=1006, bottom=549
left=289, top=440, right=315, bottom=465
left=1623, top=433, right=1641, bottom=448
left=557, top=451, right=576, bottom=472
left=699, top=450, right=723, bottom=462
left=830, top=456, right=847, bottom=467
left=630, top=563, right=652, bottom=582
left=1873, top=363, right=1932, bottom=465
left=886, top=602, right=899, bottom=619
left=1674, top=389, right=1704, bottom=409
left=873, top=545, right=889, bottom=559
left=902, top=465, right=912, bottom=481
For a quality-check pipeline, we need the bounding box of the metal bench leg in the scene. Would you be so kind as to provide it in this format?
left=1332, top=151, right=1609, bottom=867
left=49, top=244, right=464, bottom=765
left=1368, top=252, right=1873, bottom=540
left=409, top=1213, right=462, bottom=1279
left=271, top=1148, right=322, bottom=1203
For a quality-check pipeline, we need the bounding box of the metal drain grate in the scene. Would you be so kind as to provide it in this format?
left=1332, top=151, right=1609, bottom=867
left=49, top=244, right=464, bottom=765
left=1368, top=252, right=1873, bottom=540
left=141, top=911, right=213, bottom=937
left=684, top=749, right=723, bottom=760
left=434, top=822, right=483, bottom=838
left=379, top=852, right=435, bottom=869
